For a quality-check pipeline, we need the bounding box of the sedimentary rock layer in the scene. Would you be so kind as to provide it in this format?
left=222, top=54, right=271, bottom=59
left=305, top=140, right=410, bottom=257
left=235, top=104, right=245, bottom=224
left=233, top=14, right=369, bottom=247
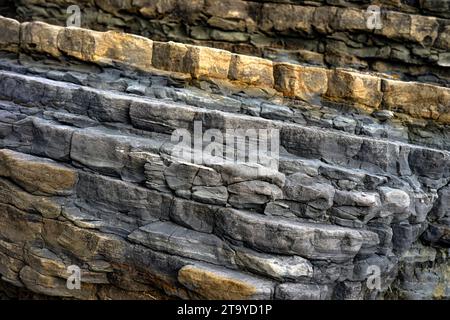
left=1, top=16, right=450, bottom=125
left=0, top=12, right=449, bottom=300
left=12, top=0, right=450, bottom=86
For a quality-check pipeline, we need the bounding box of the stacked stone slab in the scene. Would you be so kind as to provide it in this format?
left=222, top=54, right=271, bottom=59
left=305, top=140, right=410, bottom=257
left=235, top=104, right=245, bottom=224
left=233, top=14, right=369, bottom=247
left=0, top=16, right=449, bottom=300
left=1, top=17, right=450, bottom=125
left=12, top=0, right=450, bottom=86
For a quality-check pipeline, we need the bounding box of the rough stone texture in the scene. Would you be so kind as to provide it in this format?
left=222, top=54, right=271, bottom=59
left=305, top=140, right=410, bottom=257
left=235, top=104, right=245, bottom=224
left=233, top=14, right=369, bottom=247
left=11, top=0, right=450, bottom=86
left=20, top=21, right=62, bottom=58
left=0, top=149, right=77, bottom=196
left=1, top=15, right=450, bottom=123
left=0, top=5, right=449, bottom=301
left=326, top=69, right=383, bottom=110
left=185, top=45, right=232, bottom=79
left=229, top=54, right=274, bottom=87
left=0, top=15, right=19, bottom=52
left=178, top=263, right=274, bottom=300
left=274, top=63, right=329, bottom=101
left=382, top=79, right=450, bottom=122
left=57, top=27, right=153, bottom=71
left=152, top=41, right=190, bottom=73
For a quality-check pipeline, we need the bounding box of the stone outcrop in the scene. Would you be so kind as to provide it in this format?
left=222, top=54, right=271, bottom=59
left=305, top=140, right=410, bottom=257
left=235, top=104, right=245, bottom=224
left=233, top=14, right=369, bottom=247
left=11, top=0, right=450, bottom=87
left=0, top=17, right=449, bottom=125
left=0, top=10, right=449, bottom=300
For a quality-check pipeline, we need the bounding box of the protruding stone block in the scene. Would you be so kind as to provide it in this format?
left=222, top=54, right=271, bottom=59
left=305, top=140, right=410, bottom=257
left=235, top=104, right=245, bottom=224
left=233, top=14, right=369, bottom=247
left=178, top=263, right=274, bottom=300
left=216, top=208, right=374, bottom=262
left=0, top=16, right=20, bottom=52
left=325, top=69, right=382, bottom=109
left=228, top=54, right=274, bottom=87
left=57, top=27, right=98, bottom=61
left=0, top=149, right=77, bottom=196
left=185, top=45, right=232, bottom=79
left=57, top=28, right=153, bottom=71
left=95, top=31, right=153, bottom=71
left=274, top=63, right=329, bottom=101
left=152, top=41, right=190, bottom=73
left=21, top=21, right=63, bottom=58
left=382, top=79, right=450, bottom=122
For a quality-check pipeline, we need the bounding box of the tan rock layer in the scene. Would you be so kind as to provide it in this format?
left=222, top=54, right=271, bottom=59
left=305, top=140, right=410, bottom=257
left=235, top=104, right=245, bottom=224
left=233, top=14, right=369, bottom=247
left=1, top=16, right=449, bottom=123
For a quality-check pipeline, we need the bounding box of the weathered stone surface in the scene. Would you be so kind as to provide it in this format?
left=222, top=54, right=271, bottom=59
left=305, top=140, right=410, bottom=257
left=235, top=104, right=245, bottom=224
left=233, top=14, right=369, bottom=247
left=216, top=208, right=372, bottom=262
left=164, top=161, right=199, bottom=194
left=235, top=247, right=313, bottom=281
left=76, top=172, right=170, bottom=226
left=130, top=98, right=197, bottom=134
left=436, top=26, right=450, bottom=50
left=96, top=31, right=153, bottom=71
left=57, top=27, right=99, bottom=62
left=185, top=46, right=232, bottom=79
left=274, top=63, right=329, bottom=101
left=192, top=186, right=228, bottom=205
left=0, top=9, right=449, bottom=300
left=337, top=8, right=366, bottom=31
left=228, top=180, right=283, bottom=209
left=0, top=16, right=19, bottom=52
left=0, top=149, right=77, bottom=196
left=72, top=129, right=127, bottom=173
left=178, top=263, right=274, bottom=300
left=228, top=54, right=274, bottom=87
left=30, top=118, right=75, bottom=161
left=216, top=162, right=285, bottom=187
left=382, top=80, right=450, bottom=123
left=0, top=178, right=61, bottom=219
left=334, top=190, right=380, bottom=208
left=169, top=198, right=216, bottom=233
left=152, top=41, right=190, bottom=73
left=128, top=221, right=235, bottom=266
left=260, top=3, right=314, bottom=33
left=11, top=1, right=450, bottom=87
left=284, top=173, right=335, bottom=210
left=326, top=69, right=382, bottom=109
left=379, top=187, right=411, bottom=216
left=409, top=15, right=439, bottom=45
left=58, top=28, right=153, bottom=71
left=19, top=266, right=97, bottom=299
left=20, top=21, right=62, bottom=58
left=275, top=283, right=330, bottom=300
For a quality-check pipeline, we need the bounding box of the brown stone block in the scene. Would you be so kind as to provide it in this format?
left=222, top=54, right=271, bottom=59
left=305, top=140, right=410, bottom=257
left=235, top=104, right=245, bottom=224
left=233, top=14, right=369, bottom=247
left=185, top=45, right=231, bottom=79
left=382, top=79, right=450, bottom=123
left=312, top=6, right=338, bottom=34
left=178, top=264, right=274, bottom=299
left=152, top=41, right=190, bottom=73
left=336, top=7, right=367, bottom=32
left=0, top=16, right=20, bottom=52
left=58, top=27, right=153, bottom=71
left=409, top=14, right=439, bottom=46
left=95, top=31, right=153, bottom=71
left=325, top=69, right=382, bottom=109
left=0, top=149, right=77, bottom=196
left=20, top=21, right=63, bottom=58
left=274, top=62, right=329, bottom=101
left=57, top=27, right=99, bottom=62
left=228, top=54, right=274, bottom=87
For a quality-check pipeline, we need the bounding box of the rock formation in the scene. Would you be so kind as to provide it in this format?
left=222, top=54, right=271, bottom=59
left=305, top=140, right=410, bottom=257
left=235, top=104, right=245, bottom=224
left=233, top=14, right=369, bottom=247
left=0, top=1, right=449, bottom=300
left=12, top=0, right=450, bottom=86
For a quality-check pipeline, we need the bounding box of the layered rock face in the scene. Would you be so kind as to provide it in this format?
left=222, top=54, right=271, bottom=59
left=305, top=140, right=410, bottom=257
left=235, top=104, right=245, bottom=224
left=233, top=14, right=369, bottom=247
left=12, top=0, right=450, bottom=86
left=0, top=9, right=449, bottom=300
